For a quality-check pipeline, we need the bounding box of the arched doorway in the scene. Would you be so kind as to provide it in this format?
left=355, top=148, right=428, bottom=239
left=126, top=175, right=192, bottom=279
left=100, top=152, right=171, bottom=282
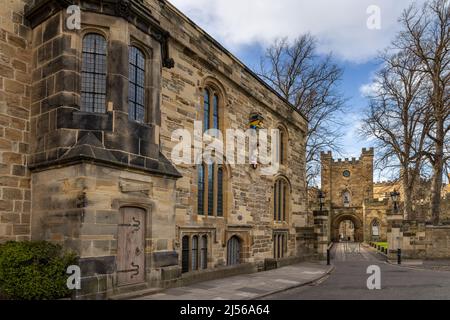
left=227, top=236, right=241, bottom=266
left=332, top=214, right=363, bottom=243
left=339, top=220, right=355, bottom=242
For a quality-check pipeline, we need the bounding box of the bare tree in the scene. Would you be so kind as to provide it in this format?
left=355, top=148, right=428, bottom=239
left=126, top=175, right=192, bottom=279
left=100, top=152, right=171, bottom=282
left=362, top=50, right=430, bottom=219
left=393, top=0, right=449, bottom=224
left=258, top=35, right=346, bottom=186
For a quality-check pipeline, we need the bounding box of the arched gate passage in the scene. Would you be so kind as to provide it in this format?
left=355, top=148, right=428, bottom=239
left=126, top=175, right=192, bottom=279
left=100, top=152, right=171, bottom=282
left=331, top=214, right=363, bottom=242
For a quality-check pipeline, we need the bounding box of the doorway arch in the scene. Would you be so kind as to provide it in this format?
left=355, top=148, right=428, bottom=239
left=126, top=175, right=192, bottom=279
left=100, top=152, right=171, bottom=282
left=332, top=214, right=363, bottom=242
left=227, top=236, right=241, bottom=266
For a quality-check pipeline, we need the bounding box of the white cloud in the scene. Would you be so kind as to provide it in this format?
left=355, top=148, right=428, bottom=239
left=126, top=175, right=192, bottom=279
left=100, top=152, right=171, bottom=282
left=359, top=82, right=382, bottom=97
left=169, top=0, right=426, bottom=62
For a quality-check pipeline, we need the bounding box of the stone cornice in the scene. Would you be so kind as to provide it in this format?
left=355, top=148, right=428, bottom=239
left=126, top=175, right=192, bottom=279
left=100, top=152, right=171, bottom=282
left=25, top=0, right=174, bottom=68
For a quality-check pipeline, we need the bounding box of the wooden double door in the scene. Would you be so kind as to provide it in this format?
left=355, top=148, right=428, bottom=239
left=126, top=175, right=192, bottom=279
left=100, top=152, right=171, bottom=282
left=117, top=207, right=146, bottom=286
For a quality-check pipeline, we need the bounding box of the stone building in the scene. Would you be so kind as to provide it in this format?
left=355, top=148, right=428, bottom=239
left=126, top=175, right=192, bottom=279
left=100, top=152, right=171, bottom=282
left=320, top=148, right=388, bottom=242
left=321, top=148, right=382, bottom=242
left=319, top=148, right=450, bottom=246
left=0, top=0, right=310, bottom=298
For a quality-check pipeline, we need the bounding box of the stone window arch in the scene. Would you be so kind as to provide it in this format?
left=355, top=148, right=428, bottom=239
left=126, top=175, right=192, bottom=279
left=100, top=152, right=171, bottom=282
left=276, top=124, right=289, bottom=165
left=201, top=78, right=226, bottom=132
left=273, top=176, right=291, bottom=222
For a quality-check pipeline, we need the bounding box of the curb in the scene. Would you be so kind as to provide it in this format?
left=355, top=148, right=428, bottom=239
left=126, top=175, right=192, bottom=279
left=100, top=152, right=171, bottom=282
left=384, top=259, right=450, bottom=273
left=364, top=243, right=450, bottom=273
left=250, top=265, right=335, bottom=300
left=363, top=243, right=388, bottom=260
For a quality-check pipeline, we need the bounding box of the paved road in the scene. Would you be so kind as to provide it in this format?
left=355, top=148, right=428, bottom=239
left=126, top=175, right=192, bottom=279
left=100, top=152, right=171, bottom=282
left=262, top=243, right=450, bottom=300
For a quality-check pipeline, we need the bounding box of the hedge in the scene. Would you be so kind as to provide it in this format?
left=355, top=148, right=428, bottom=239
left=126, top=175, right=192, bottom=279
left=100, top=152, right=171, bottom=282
left=0, top=241, right=77, bottom=300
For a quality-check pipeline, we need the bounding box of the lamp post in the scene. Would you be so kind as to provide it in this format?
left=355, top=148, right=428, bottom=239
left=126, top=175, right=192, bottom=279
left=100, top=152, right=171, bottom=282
left=318, top=190, right=325, bottom=212
left=390, top=189, right=400, bottom=213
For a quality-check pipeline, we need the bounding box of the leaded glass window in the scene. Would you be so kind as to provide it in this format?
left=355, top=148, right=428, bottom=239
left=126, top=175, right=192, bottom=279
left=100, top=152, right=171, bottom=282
left=129, top=46, right=146, bottom=123
left=207, top=164, right=214, bottom=216
left=217, top=167, right=223, bottom=217
left=81, top=34, right=107, bottom=113
left=197, top=164, right=205, bottom=215
left=203, top=88, right=220, bottom=132
left=203, top=90, right=210, bottom=132
left=200, top=235, right=208, bottom=270
left=191, top=236, right=198, bottom=271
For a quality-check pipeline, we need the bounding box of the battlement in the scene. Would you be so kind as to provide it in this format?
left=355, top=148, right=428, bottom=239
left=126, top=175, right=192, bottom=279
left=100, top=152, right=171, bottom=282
left=321, top=148, right=374, bottom=164
left=362, top=147, right=374, bottom=156
left=333, top=157, right=360, bottom=165
left=320, top=151, right=333, bottom=159
left=374, top=180, right=400, bottom=186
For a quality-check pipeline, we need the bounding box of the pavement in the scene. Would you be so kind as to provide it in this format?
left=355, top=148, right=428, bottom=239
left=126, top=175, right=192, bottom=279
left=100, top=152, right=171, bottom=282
left=261, top=242, right=450, bottom=300
left=135, top=261, right=334, bottom=300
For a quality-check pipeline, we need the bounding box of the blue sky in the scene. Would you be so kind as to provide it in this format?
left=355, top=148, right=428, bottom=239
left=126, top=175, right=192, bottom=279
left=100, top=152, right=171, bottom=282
left=169, top=0, right=425, bottom=179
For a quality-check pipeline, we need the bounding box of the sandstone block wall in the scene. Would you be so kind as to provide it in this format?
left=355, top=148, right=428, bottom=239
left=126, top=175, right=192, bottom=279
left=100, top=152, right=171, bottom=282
left=0, top=0, right=34, bottom=242
left=156, top=1, right=309, bottom=266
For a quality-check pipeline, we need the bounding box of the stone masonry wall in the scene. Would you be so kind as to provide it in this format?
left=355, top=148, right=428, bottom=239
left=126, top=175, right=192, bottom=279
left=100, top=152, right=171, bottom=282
left=0, top=0, right=34, bottom=242
left=321, top=148, right=374, bottom=208
left=31, top=162, right=178, bottom=297
left=155, top=1, right=309, bottom=266
left=363, top=199, right=389, bottom=242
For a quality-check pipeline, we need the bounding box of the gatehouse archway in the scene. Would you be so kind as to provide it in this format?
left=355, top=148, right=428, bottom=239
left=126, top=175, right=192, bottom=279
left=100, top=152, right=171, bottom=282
left=332, top=214, right=363, bottom=242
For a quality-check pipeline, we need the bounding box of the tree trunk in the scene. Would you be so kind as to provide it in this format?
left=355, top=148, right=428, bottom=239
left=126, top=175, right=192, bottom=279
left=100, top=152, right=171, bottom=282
left=431, top=129, right=444, bottom=225
left=402, top=170, right=414, bottom=220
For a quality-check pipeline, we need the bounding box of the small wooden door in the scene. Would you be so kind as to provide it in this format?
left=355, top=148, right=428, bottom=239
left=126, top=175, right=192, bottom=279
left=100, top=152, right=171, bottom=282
left=117, top=207, right=145, bottom=286
left=227, top=236, right=241, bottom=266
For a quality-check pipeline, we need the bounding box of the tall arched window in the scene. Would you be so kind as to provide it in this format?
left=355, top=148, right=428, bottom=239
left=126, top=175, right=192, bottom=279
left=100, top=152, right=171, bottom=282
left=191, top=236, right=198, bottom=271
left=129, top=46, right=146, bottom=123
left=277, top=127, right=288, bottom=165
left=197, top=163, right=225, bottom=217
left=81, top=33, right=107, bottom=113
left=274, top=178, right=289, bottom=222
left=200, top=235, right=208, bottom=269
left=203, top=88, right=220, bottom=132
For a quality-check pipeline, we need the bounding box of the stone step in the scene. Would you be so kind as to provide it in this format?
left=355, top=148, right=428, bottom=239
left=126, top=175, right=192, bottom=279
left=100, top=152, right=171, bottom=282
left=109, top=287, right=164, bottom=300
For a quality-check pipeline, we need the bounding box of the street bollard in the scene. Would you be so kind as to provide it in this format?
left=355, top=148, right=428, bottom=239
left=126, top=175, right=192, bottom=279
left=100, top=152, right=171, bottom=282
left=327, top=248, right=330, bottom=265
left=397, top=248, right=401, bottom=265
